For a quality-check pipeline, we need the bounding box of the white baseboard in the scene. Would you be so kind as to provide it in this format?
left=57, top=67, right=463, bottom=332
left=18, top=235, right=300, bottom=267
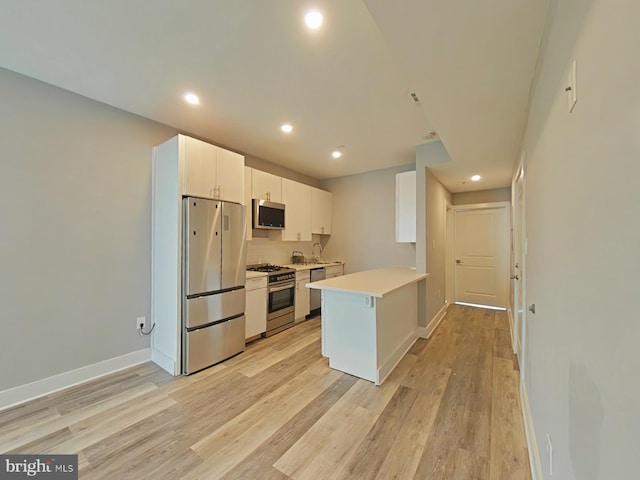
left=418, top=303, right=449, bottom=339
left=0, top=348, right=151, bottom=411
left=521, top=379, right=543, bottom=480
left=377, top=332, right=418, bottom=385
left=151, top=347, right=178, bottom=376
left=508, top=308, right=514, bottom=337
left=508, top=308, right=516, bottom=354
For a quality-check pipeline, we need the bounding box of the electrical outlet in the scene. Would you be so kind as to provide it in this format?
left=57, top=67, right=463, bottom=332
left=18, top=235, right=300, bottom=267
left=546, top=434, right=553, bottom=476
left=137, top=316, right=146, bottom=331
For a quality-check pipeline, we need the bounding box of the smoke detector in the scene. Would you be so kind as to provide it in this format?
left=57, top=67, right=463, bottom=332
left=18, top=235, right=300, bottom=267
left=423, top=131, right=437, bottom=141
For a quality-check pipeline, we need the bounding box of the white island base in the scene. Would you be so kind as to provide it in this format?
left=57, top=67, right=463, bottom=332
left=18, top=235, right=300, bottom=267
left=308, top=267, right=428, bottom=385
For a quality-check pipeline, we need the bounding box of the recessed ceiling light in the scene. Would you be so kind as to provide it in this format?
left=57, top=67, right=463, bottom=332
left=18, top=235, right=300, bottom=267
left=471, top=175, right=481, bottom=181
left=305, top=10, right=323, bottom=29
left=332, top=151, right=342, bottom=159
left=184, top=93, right=200, bottom=105
left=281, top=124, right=293, bottom=133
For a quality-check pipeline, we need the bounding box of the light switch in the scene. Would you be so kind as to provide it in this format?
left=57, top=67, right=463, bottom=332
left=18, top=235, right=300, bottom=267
left=567, top=60, right=577, bottom=112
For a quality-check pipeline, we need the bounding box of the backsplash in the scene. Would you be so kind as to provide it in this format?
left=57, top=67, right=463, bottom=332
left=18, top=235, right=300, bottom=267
left=246, top=233, right=329, bottom=266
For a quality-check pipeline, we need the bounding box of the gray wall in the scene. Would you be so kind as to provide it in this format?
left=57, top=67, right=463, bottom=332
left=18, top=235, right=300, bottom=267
left=424, top=169, right=451, bottom=324
left=245, top=155, right=322, bottom=189
left=0, top=68, right=177, bottom=389
left=521, top=0, right=639, bottom=477
left=452, top=187, right=511, bottom=205
left=320, top=165, right=416, bottom=274
left=416, top=143, right=452, bottom=327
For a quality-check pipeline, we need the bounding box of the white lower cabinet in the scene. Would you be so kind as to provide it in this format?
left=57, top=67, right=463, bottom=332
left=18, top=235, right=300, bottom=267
left=295, top=270, right=311, bottom=322
left=245, top=276, right=267, bottom=339
left=324, top=264, right=344, bottom=279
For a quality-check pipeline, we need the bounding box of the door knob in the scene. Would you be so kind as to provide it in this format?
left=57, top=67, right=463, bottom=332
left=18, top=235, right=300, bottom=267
left=456, top=259, right=462, bottom=264
left=528, top=303, right=536, bottom=314
left=510, top=274, right=519, bottom=280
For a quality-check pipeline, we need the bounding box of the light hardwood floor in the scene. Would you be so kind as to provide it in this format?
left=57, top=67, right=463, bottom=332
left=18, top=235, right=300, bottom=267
left=0, top=305, right=530, bottom=479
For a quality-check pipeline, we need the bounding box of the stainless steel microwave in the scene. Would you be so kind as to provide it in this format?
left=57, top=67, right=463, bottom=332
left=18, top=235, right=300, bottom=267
left=252, top=199, right=285, bottom=230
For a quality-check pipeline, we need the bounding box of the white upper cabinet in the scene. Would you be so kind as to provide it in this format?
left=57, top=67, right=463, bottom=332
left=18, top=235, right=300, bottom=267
left=183, top=136, right=217, bottom=199
left=182, top=135, right=244, bottom=204
left=281, top=178, right=311, bottom=241
left=216, top=147, right=244, bottom=204
left=251, top=169, right=282, bottom=203
left=311, top=187, right=332, bottom=235
left=396, top=170, right=416, bottom=243
left=244, top=167, right=253, bottom=240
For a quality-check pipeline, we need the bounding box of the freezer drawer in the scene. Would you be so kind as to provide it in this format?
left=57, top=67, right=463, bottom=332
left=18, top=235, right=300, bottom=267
left=184, top=315, right=245, bottom=374
left=184, top=288, right=245, bottom=329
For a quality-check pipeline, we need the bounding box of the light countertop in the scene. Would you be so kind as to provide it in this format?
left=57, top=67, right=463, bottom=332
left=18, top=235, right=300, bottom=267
left=282, top=261, right=343, bottom=271
left=306, top=266, right=428, bottom=298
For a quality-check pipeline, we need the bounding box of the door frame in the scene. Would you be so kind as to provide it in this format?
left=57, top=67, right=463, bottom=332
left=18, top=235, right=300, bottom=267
left=447, top=201, right=511, bottom=309
left=512, top=152, right=527, bottom=378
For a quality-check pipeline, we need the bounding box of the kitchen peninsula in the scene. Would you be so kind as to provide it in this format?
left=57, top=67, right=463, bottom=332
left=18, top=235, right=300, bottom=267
left=307, top=267, right=429, bottom=385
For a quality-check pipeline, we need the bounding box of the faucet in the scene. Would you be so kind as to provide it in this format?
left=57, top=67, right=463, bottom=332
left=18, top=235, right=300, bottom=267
left=312, top=242, right=323, bottom=262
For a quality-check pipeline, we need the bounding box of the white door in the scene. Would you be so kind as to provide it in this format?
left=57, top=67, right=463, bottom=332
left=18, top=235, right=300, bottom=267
left=513, top=161, right=527, bottom=377
left=454, top=206, right=509, bottom=308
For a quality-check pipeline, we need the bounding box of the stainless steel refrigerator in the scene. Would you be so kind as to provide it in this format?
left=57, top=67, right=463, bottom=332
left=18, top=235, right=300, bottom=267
left=182, top=197, right=246, bottom=374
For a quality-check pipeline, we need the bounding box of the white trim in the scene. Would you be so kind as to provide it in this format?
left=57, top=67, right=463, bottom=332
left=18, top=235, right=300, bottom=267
left=419, top=302, right=448, bottom=339
left=377, top=332, right=418, bottom=385
left=451, top=202, right=511, bottom=309
left=507, top=308, right=515, bottom=352
left=450, top=200, right=511, bottom=212
left=0, top=348, right=151, bottom=411
left=521, top=380, right=543, bottom=480
left=151, top=347, right=178, bottom=376
left=454, top=302, right=506, bottom=311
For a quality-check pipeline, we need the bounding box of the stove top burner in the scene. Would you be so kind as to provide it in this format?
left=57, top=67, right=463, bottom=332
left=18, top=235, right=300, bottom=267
left=247, top=264, right=291, bottom=273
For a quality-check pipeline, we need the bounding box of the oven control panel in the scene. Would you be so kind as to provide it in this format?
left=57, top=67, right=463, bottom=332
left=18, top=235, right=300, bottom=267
left=270, top=272, right=296, bottom=284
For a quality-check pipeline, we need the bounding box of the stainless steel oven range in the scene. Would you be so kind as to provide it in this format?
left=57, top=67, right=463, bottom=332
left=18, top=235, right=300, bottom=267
left=247, top=264, right=296, bottom=337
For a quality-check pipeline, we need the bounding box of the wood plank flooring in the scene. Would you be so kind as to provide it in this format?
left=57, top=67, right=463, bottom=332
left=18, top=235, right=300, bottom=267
left=0, top=305, right=530, bottom=479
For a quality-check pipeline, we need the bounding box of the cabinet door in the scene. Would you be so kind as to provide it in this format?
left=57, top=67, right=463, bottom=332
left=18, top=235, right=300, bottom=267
left=244, top=167, right=253, bottom=240
left=281, top=179, right=312, bottom=241
left=396, top=171, right=416, bottom=242
left=216, top=147, right=244, bottom=204
left=183, top=136, right=216, bottom=198
left=252, top=170, right=282, bottom=202
left=311, top=187, right=332, bottom=234
left=246, top=288, right=267, bottom=339
left=295, top=280, right=310, bottom=321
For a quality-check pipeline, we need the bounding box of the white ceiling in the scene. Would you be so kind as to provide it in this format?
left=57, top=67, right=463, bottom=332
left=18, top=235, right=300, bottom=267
left=0, top=0, right=547, bottom=192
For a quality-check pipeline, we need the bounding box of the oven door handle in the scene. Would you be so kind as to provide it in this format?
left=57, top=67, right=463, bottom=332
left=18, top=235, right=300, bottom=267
left=270, top=284, right=294, bottom=292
